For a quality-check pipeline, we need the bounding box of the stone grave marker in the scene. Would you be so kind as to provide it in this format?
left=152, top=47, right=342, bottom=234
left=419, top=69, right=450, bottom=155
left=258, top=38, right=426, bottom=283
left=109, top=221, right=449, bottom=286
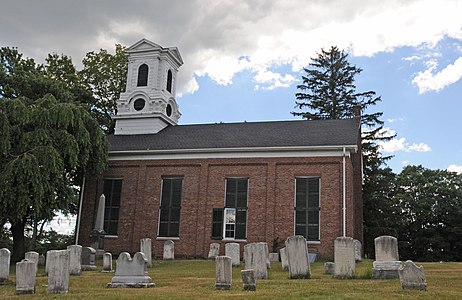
left=372, top=235, right=401, bottom=279
left=285, top=235, right=311, bottom=279
left=67, top=245, right=82, bottom=275
left=102, top=252, right=113, bottom=272
left=399, top=260, right=427, bottom=291
left=260, top=242, right=270, bottom=269
left=334, top=237, right=355, bottom=279
left=208, top=243, right=220, bottom=259
left=241, top=269, right=256, bottom=291
left=107, top=252, right=155, bottom=288
left=81, top=246, right=97, bottom=271
left=353, top=239, right=362, bottom=262
left=215, top=256, right=232, bottom=290
left=24, top=251, right=39, bottom=275
left=140, top=238, right=152, bottom=267
left=47, top=250, right=70, bottom=294
left=16, top=259, right=36, bottom=294
left=280, top=247, right=289, bottom=271
left=225, top=243, right=240, bottom=266
left=163, top=240, right=175, bottom=260
left=269, top=253, right=279, bottom=263
left=38, top=254, right=45, bottom=266
left=244, top=243, right=268, bottom=279
left=324, top=262, right=335, bottom=274
left=0, top=248, right=11, bottom=284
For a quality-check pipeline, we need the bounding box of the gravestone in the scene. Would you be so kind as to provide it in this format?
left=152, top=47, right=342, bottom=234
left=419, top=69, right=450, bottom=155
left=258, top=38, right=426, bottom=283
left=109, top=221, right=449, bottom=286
left=208, top=243, right=220, bottom=259
left=285, top=235, right=311, bottom=279
left=24, top=251, right=39, bottom=275
left=260, top=242, right=270, bottom=269
left=269, top=253, right=279, bottom=263
left=16, top=259, right=35, bottom=294
left=353, top=239, right=362, bottom=262
left=244, top=243, right=268, bottom=279
left=241, top=269, right=256, bottom=291
left=45, top=251, right=51, bottom=275
left=81, top=247, right=97, bottom=271
left=107, top=252, right=155, bottom=288
left=280, top=247, right=289, bottom=271
left=324, top=262, right=335, bottom=274
left=91, top=194, right=106, bottom=258
left=140, top=238, right=152, bottom=267
left=38, top=254, right=45, bottom=266
left=67, top=245, right=82, bottom=275
left=399, top=260, right=427, bottom=291
left=47, top=250, right=70, bottom=294
left=225, top=243, right=240, bottom=266
left=102, top=252, right=113, bottom=272
left=334, top=237, right=355, bottom=279
left=372, top=235, right=401, bottom=279
left=0, top=248, right=11, bottom=284
left=215, top=256, right=232, bottom=290
left=163, top=240, right=174, bottom=260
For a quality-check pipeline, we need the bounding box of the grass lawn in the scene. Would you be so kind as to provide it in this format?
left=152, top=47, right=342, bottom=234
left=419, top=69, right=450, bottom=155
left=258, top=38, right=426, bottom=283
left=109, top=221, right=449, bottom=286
left=1, top=259, right=461, bottom=299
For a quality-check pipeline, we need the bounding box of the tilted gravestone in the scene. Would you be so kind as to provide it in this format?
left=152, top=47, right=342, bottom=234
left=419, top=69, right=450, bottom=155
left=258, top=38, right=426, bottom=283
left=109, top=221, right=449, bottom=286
left=225, top=243, right=240, bottom=266
left=24, top=251, right=39, bottom=275
left=244, top=243, right=268, bottom=279
left=102, top=252, right=113, bottom=272
left=285, top=235, right=311, bottom=279
left=208, top=243, right=220, bottom=259
left=372, top=235, right=401, bottom=279
left=67, top=245, right=82, bottom=275
left=140, top=238, right=152, bottom=267
left=47, top=250, right=70, bottom=294
left=81, top=246, right=97, bottom=271
left=399, top=260, right=427, bottom=291
left=334, top=237, right=355, bottom=279
left=280, top=247, right=289, bottom=271
left=241, top=269, right=256, bottom=291
left=163, top=240, right=175, bottom=260
left=107, top=252, right=155, bottom=288
left=16, top=259, right=36, bottom=294
left=0, top=248, right=11, bottom=284
left=215, top=256, right=232, bottom=290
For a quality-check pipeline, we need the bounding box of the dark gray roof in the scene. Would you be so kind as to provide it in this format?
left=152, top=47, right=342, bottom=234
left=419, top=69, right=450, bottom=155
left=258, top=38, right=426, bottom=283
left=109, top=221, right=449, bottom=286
left=108, top=118, right=360, bottom=152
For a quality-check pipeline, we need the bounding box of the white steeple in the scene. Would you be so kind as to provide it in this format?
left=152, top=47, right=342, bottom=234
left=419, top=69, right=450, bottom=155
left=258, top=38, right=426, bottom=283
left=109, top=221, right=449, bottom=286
left=114, top=39, right=183, bottom=135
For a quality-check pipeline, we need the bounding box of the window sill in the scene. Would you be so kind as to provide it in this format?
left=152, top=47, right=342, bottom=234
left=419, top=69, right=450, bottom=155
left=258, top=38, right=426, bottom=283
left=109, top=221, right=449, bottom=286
left=156, top=237, right=180, bottom=241
left=307, top=240, right=321, bottom=244
left=223, top=238, right=247, bottom=242
left=104, top=235, right=118, bottom=239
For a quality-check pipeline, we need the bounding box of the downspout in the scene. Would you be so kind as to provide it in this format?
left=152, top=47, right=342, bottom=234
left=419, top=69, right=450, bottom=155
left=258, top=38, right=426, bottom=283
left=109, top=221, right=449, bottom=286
left=75, top=175, right=85, bottom=245
left=342, top=147, right=346, bottom=237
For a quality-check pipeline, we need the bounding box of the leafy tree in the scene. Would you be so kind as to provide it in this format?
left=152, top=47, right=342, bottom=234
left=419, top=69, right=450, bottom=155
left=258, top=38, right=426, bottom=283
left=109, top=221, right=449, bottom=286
left=0, top=47, right=108, bottom=262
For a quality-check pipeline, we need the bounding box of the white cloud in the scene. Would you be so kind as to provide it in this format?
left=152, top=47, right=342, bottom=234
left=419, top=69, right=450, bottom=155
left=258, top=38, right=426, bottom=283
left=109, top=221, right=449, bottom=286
left=408, top=143, right=432, bottom=152
left=447, top=164, right=462, bottom=174
left=412, top=56, right=462, bottom=93
left=387, top=117, right=404, bottom=123
left=378, top=127, right=431, bottom=153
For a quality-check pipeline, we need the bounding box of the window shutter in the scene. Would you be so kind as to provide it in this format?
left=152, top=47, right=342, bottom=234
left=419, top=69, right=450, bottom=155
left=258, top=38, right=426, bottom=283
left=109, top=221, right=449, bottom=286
left=235, top=209, right=247, bottom=239
left=211, top=208, right=224, bottom=240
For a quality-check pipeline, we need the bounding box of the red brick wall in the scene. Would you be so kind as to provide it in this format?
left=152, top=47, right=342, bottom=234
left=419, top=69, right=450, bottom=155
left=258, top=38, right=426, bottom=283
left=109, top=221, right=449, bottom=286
left=78, top=155, right=361, bottom=260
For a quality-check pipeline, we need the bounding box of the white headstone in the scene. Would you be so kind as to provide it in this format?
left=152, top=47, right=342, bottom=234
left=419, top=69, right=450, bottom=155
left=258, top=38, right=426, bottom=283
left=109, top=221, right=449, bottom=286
left=269, top=253, right=279, bottom=263
left=208, top=243, right=220, bottom=259
left=81, top=247, right=97, bottom=271
left=102, top=252, right=113, bottom=272
left=16, top=259, right=35, bottom=294
left=0, top=248, right=11, bottom=284
left=372, top=235, right=401, bottom=279
left=241, top=269, right=256, bottom=291
left=285, top=235, right=311, bottom=279
left=215, top=256, right=232, bottom=290
left=108, top=252, right=155, bottom=288
left=140, top=238, right=152, bottom=267
left=225, top=243, right=240, bottom=266
left=324, top=262, right=335, bottom=274
left=244, top=243, right=268, bottom=279
left=280, top=247, right=289, bottom=271
left=67, top=245, right=82, bottom=275
left=334, top=237, right=355, bottom=279
left=398, top=260, right=427, bottom=290
left=24, top=251, right=39, bottom=275
left=47, top=250, right=70, bottom=294
left=163, top=240, right=174, bottom=260
left=353, top=239, right=362, bottom=261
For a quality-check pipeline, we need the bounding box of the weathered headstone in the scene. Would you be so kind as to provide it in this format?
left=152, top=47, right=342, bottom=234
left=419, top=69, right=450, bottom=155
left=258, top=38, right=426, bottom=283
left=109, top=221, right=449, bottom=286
left=24, top=251, right=39, bottom=275
left=241, top=269, right=256, bottom=291
left=260, top=242, right=270, bottom=269
left=215, top=256, right=232, bottom=290
left=163, top=240, right=174, bottom=260
left=372, top=235, right=401, bottom=279
left=140, top=238, right=152, bottom=267
left=38, top=254, right=45, bottom=266
left=334, top=237, right=355, bottom=279
left=244, top=243, right=268, bottom=279
left=208, top=243, right=220, bottom=259
left=45, top=251, right=51, bottom=275
left=399, top=260, right=427, bottom=290
left=0, top=248, right=11, bottom=284
left=102, top=252, right=113, bottom=272
left=285, top=235, right=311, bottom=279
left=67, top=245, right=82, bottom=275
left=91, top=194, right=106, bottom=258
left=280, top=247, right=289, bottom=271
left=225, top=243, right=240, bottom=266
left=353, top=239, right=362, bottom=261
left=324, top=262, right=335, bottom=274
left=269, top=252, right=279, bottom=263
left=16, top=259, right=36, bottom=294
left=81, top=246, right=97, bottom=271
left=47, top=250, right=70, bottom=294
left=107, top=252, right=155, bottom=288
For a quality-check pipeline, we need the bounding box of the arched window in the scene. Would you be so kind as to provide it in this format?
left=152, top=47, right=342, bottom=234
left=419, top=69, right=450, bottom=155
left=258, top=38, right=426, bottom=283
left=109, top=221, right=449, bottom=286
left=137, top=64, right=148, bottom=86
left=166, top=70, right=173, bottom=93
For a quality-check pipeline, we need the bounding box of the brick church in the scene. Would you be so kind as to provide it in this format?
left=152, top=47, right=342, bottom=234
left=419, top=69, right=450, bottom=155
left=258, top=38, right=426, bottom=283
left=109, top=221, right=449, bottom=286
left=77, top=39, right=363, bottom=259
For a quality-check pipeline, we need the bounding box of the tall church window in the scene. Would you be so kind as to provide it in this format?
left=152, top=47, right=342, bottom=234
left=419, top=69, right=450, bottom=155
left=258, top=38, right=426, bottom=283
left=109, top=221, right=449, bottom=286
left=103, top=179, right=123, bottom=235
left=211, top=178, right=248, bottom=240
left=166, top=69, right=173, bottom=93
left=294, top=177, right=320, bottom=241
left=158, top=177, right=183, bottom=237
left=137, top=64, right=148, bottom=86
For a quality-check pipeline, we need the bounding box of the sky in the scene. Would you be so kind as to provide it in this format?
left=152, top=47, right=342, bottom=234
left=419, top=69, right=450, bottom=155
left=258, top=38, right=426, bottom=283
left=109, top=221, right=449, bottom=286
left=2, top=0, right=462, bottom=232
